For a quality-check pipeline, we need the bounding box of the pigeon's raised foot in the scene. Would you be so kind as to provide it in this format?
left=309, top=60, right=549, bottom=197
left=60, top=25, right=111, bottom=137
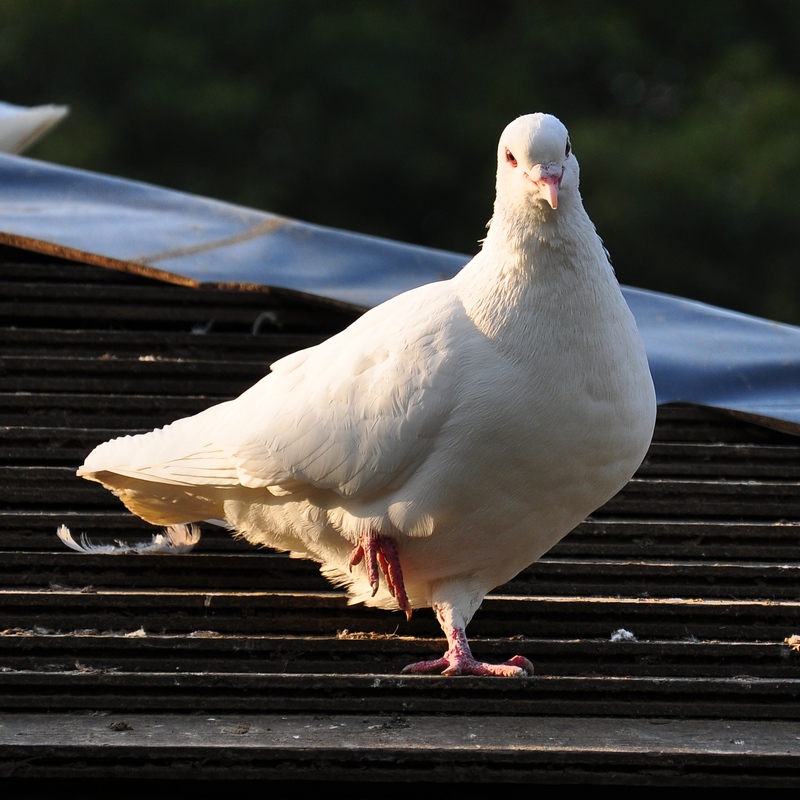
left=401, top=619, right=534, bottom=677
left=349, top=531, right=412, bottom=620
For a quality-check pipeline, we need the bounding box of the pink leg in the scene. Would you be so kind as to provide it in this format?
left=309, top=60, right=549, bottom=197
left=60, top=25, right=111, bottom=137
left=402, top=604, right=534, bottom=677
left=349, top=532, right=412, bottom=620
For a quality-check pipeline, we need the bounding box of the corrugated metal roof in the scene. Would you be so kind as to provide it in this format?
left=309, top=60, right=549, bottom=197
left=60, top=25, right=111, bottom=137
left=2, top=251, right=800, bottom=785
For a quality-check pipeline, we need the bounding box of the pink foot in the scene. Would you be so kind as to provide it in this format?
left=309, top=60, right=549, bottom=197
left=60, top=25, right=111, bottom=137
left=402, top=652, right=534, bottom=677
left=349, top=532, right=412, bottom=620
left=401, top=613, right=533, bottom=677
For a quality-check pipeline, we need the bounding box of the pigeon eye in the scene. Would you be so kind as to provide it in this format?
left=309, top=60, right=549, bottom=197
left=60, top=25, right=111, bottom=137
left=505, top=148, right=518, bottom=167
left=565, top=137, right=571, bottom=158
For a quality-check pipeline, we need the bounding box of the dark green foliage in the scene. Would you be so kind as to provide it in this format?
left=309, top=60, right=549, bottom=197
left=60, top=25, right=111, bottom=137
left=3, top=0, right=800, bottom=322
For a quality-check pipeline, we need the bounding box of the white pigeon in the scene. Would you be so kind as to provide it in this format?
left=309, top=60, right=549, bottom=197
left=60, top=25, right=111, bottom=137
left=78, top=113, right=656, bottom=676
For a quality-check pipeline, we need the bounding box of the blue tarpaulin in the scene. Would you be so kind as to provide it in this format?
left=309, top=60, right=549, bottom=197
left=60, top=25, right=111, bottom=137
left=1, top=152, right=798, bottom=433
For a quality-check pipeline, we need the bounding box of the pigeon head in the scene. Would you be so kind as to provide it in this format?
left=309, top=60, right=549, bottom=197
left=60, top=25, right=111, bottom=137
left=496, top=113, right=577, bottom=212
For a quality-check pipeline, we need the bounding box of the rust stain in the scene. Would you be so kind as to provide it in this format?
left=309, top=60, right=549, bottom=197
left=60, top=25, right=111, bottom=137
left=0, top=230, right=366, bottom=314
left=0, top=231, right=201, bottom=288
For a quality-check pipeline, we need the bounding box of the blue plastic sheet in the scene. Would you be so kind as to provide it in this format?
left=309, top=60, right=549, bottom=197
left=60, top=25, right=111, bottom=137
left=1, top=152, right=798, bottom=432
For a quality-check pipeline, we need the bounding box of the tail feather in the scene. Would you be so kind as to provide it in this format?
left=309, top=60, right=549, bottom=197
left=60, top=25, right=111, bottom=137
left=77, top=402, right=245, bottom=526
left=82, top=470, right=228, bottom=526
left=78, top=402, right=241, bottom=488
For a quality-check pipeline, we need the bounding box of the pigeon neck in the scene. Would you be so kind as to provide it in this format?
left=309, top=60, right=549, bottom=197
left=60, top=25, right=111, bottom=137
left=455, top=194, right=614, bottom=347
left=480, top=188, right=599, bottom=282
left=486, top=186, right=586, bottom=250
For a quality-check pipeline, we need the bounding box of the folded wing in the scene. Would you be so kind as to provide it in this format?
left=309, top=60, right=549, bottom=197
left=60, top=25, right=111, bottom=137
left=79, top=282, right=461, bottom=504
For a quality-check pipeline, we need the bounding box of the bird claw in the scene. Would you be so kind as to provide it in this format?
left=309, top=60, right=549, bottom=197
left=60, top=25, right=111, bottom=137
left=402, top=653, right=534, bottom=677
left=402, top=617, right=534, bottom=677
left=349, top=532, right=412, bottom=620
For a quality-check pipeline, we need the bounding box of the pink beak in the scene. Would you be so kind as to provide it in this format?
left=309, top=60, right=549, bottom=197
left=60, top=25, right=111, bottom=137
left=536, top=175, right=561, bottom=209
left=529, top=164, right=564, bottom=209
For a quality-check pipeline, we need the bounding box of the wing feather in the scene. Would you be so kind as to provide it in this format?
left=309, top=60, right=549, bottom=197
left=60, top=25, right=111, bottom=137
left=80, top=281, right=464, bottom=500
left=225, top=282, right=462, bottom=496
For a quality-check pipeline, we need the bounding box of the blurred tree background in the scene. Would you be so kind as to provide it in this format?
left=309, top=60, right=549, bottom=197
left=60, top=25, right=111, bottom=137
left=2, top=0, right=800, bottom=322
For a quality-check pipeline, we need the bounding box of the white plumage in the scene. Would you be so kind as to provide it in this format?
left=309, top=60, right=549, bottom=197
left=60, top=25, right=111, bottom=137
left=79, top=113, right=656, bottom=676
